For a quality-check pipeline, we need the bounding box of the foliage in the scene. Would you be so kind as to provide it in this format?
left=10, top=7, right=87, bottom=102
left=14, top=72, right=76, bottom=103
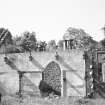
left=20, top=31, right=37, bottom=51
left=39, top=80, right=61, bottom=97
left=63, top=27, right=98, bottom=50
left=57, top=40, right=64, bottom=50
left=13, top=31, right=37, bottom=52
left=37, top=41, right=47, bottom=51
left=13, top=36, right=22, bottom=46
left=0, top=28, right=22, bottom=53
left=47, top=40, right=57, bottom=51
left=39, top=80, right=53, bottom=97
left=94, top=42, right=104, bottom=51
left=5, top=45, right=24, bottom=53
left=13, top=33, right=47, bottom=52
left=82, top=36, right=98, bottom=50
left=100, top=38, right=105, bottom=49
left=63, top=27, right=88, bottom=40
left=0, top=28, right=13, bottom=47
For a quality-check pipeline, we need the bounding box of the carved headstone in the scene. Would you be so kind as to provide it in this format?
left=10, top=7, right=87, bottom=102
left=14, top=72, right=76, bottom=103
left=42, top=61, right=61, bottom=94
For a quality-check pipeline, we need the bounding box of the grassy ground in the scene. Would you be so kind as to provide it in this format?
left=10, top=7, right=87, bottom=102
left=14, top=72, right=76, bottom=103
left=1, top=95, right=105, bottom=105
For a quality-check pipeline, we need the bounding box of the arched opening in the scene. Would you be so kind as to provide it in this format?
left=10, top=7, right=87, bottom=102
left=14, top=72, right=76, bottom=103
left=42, top=61, right=61, bottom=96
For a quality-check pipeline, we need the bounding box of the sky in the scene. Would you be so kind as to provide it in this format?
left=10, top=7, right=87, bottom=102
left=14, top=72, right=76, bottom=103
left=0, top=0, right=105, bottom=42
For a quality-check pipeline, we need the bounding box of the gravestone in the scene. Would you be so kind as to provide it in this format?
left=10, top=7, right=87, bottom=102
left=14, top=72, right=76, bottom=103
left=42, top=61, right=61, bottom=95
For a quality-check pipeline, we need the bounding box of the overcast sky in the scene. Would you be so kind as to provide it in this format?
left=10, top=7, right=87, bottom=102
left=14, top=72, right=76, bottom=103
left=0, top=0, right=105, bottom=42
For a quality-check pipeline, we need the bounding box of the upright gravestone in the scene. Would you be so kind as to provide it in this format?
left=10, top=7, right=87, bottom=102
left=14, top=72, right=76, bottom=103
left=42, top=61, right=61, bottom=95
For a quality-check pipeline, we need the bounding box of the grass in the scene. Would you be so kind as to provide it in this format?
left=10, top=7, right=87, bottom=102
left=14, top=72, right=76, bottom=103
left=1, top=95, right=105, bottom=105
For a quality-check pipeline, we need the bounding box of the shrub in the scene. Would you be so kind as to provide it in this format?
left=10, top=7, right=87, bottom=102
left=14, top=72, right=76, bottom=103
left=39, top=80, right=53, bottom=97
left=39, top=80, right=61, bottom=97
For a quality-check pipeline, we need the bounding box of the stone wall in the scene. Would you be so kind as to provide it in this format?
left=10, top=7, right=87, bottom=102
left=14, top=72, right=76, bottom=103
left=0, top=49, right=85, bottom=97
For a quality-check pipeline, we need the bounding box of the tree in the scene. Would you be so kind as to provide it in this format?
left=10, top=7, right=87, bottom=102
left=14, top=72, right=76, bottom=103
left=47, top=40, right=56, bottom=51
left=20, top=31, right=37, bottom=52
left=63, top=27, right=97, bottom=49
left=13, top=36, right=22, bottom=46
left=100, top=38, right=105, bottom=49
left=99, top=25, right=105, bottom=50
left=0, top=28, right=13, bottom=47
left=12, top=31, right=37, bottom=53
left=57, top=40, right=64, bottom=50
left=37, top=41, right=47, bottom=51
left=102, top=25, right=105, bottom=36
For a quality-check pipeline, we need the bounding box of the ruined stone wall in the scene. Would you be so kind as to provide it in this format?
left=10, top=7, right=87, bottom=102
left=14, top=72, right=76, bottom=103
left=0, top=49, right=85, bottom=97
